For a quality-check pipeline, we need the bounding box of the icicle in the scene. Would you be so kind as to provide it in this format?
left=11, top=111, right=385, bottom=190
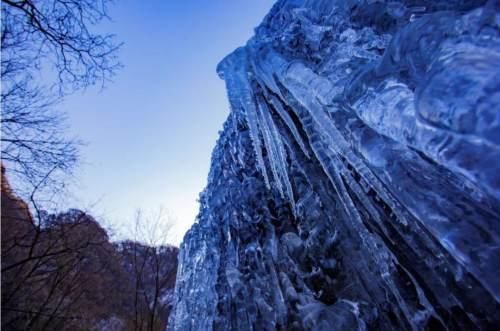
left=259, top=98, right=296, bottom=210
left=268, top=94, right=311, bottom=159
left=256, top=97, right=284, bottom=197
left=244, top=96, right=271, bottom=190
left=250, top=50, right=311, bottom=159
left=279, top=62, right=412, bottom=226
left=249, top=46, right=288, bottom=100
left=218, top=48, right=271, bottom=189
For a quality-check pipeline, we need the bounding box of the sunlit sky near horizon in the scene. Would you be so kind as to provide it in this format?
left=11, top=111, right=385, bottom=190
left=61, top=0, right=275, bottom=245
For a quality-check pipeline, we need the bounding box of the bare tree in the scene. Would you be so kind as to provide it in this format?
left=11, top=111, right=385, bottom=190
left=1, top=0, right=122, bottom=201
left=1, top=169, right=114, bottom=330
left=121, top=208, right=178, bottom=331
left=1, top=210, right=116, bottom=330
left=2, top=167, right=179, bottom=330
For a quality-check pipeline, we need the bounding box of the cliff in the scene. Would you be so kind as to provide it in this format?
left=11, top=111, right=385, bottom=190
left=168, top=1, right=500, bottom=330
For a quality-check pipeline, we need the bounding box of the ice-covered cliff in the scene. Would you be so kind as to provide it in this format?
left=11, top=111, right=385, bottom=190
left=168, top=1, right=500, bottom=330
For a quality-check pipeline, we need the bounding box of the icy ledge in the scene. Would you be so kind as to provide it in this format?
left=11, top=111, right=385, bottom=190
left=168, top=1, right=500, bottom=330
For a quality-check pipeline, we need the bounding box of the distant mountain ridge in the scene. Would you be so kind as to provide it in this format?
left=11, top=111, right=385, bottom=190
left=1, top=166, right=179, bottom=330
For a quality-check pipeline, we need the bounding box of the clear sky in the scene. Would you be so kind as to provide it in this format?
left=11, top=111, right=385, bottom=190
left=62, top=0, right=275, bottom=245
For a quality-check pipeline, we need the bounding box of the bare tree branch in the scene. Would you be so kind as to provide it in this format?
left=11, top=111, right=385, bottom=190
left=1, top=0, right=122, bottom=205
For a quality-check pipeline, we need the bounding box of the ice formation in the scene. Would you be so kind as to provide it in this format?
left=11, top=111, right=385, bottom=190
left=169, top=1, right=500, bottom=330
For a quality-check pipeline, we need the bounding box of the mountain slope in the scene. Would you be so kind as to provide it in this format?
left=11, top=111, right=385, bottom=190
left=1, top=167, right=179, bottom=330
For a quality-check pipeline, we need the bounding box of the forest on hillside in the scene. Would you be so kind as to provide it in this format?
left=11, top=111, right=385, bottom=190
left=2, top=166, right=179, bottom=330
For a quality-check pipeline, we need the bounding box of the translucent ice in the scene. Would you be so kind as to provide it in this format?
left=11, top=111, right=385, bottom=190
left=168, top=1, right=500, bottom=330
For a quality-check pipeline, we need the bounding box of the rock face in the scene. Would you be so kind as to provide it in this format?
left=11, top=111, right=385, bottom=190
left=168, top=1, right=500, bottom=330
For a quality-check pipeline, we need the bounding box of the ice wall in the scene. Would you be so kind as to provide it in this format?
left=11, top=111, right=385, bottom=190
left=169, top=1, right=500, bottom=330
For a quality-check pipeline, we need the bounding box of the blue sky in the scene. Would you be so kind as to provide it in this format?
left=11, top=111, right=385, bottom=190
left=62, top=0, right=275, bottom=245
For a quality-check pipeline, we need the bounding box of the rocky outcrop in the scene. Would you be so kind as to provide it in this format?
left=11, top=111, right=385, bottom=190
left=168, top=1, right=500, bottom=330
